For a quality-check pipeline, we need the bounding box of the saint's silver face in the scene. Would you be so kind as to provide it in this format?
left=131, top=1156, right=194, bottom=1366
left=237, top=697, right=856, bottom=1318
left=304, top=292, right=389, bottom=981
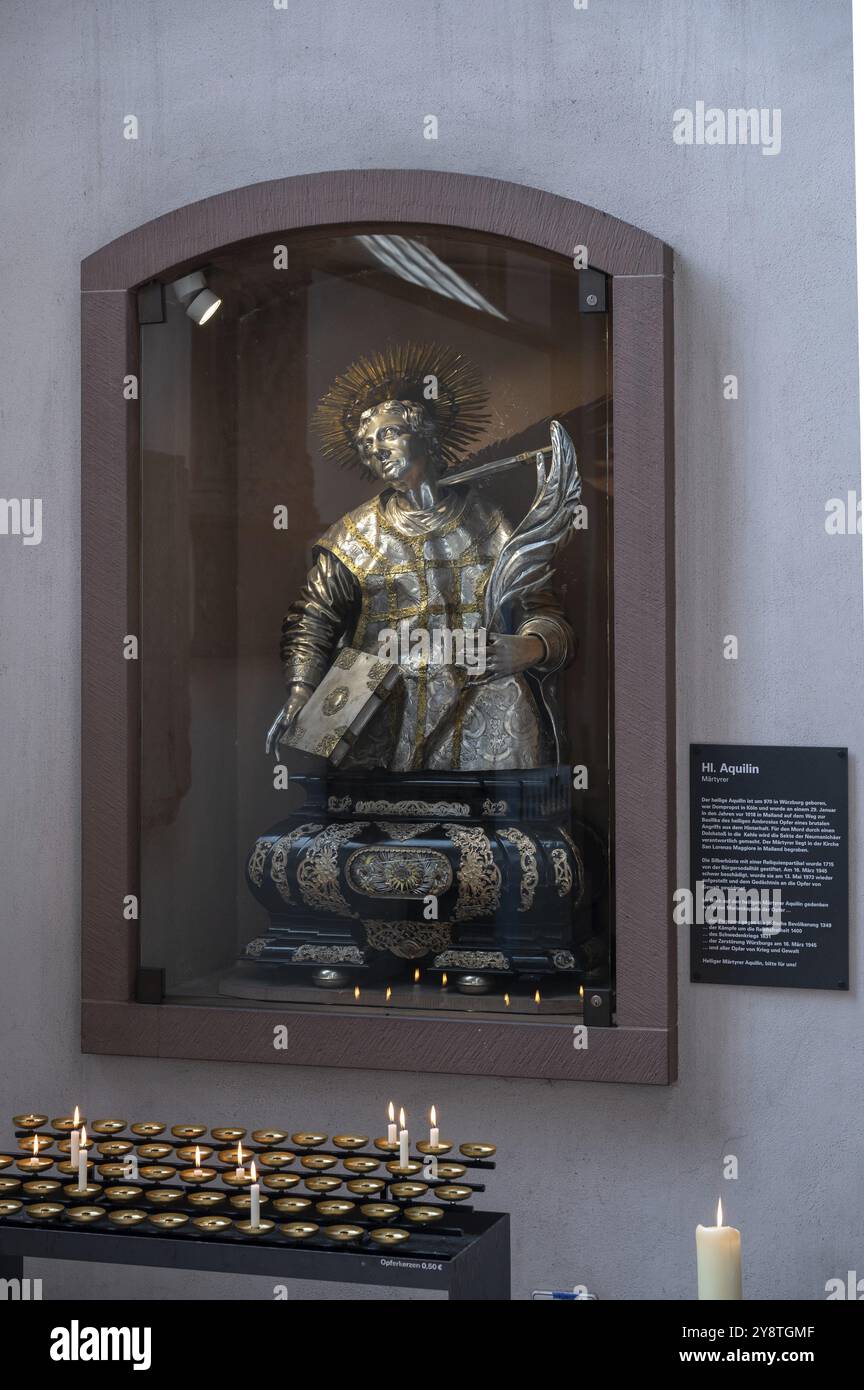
left=358, top=406, right=430, bottom=487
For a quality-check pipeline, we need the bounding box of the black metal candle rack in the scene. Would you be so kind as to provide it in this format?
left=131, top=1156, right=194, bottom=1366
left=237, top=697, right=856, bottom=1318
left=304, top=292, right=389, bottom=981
left=0, top=1115, right=510, bottom=1300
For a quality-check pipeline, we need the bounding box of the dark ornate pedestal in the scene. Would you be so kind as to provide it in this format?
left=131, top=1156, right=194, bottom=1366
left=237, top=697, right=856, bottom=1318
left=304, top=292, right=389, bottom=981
left=244, top=767, right=605, bottom=987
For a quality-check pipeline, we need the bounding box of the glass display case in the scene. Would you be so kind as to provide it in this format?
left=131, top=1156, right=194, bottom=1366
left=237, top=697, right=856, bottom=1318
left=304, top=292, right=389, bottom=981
left=81, top=169, right=675, bottom=1082
left=138, top=225, right=612, bottom=1018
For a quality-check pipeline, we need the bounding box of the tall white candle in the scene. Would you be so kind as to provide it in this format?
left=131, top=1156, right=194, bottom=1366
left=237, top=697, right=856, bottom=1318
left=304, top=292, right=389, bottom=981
left=696, top=1199, right=742, bottom=1300
left=398, top=1107, right=409, bottom=1169
left=387, top=1101, right=397, bottom=1146
left=429, top=1105, right=439, bottom=1148
left=77, top=1126, right=88, bottom=1191
left=250, top=1160, right=260, bottom=1228
left=70, top=1106, right=81, bottom=1166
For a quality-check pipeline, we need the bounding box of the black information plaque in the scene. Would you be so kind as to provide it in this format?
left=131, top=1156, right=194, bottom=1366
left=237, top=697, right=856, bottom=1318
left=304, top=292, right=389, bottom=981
left=690, top=744, right=848, bottom=990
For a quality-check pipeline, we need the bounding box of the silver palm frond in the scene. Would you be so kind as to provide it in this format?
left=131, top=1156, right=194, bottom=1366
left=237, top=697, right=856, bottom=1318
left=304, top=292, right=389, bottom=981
left=483, top=420, right=582, bottom=631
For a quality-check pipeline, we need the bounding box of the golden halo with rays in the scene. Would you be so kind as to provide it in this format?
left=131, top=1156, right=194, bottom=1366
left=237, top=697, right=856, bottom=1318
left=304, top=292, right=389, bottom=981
left=313, top=342, right=490, bottom=474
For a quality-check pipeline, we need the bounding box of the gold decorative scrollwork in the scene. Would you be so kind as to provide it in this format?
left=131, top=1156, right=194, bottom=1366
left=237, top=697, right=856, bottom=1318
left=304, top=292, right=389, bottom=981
left=294, top=944, right=365, bottom=965
left=551, top=846, right=573, bottom=897
left=270, top=823, right=324, bottom=905
left=498, top=827, right=538, bottom=911
left=333, top=648, right=359, bottom=670
left=433, top=949, right=510, bottom=970
left=443, top=823, right=501, bottom=921
left=321, top=685, right=350, bottom=717
left=365, top=659, right=392, bottom=691
left=314, top=725, right=347, bottom=758
left=363, top=921, right=452, bottom=959
left=376, top=821, right=439, bottom=841
left=347, top=846, right=452, bottom=899
left=357, top=799, right=470, bottom=816
left=296, top=823, right=367, bottom=918
left=247, top=838, right=270, bottom=888
left=482, top=799, right=508, bottom=815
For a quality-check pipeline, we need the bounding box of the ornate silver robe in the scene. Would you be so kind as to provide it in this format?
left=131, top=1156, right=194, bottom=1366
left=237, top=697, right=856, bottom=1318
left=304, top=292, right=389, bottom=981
left=281, top=486, right=573, bottom=771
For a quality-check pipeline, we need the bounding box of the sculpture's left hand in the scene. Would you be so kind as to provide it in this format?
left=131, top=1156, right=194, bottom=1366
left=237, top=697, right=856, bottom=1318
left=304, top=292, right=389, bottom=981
left=480, top=632, right=545, bottom=679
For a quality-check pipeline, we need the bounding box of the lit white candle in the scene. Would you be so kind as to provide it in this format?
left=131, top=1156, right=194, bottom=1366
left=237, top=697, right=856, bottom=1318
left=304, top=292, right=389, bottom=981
left=429, top=1105, right=439, bottom=1148
left=77, top=1126, right=88, bottom=1191
left=250, top=1160, right=260, bottom=1229
left=69, top=1106, right=81, bottom=1166
left=387, top=1101, right=397, bottom=1146
left=398, top=1108, right=409, bottom=1169
left=234, top=1140, right=244, bottom=1179
left=696, top=1199, right=742, bottom=1300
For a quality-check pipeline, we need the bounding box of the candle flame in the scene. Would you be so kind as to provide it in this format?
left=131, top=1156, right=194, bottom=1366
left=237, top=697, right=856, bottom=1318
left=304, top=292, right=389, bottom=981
left=81, top=1125, right=87, bottom=1144
left=236, top=1140, right=242, bottom=1164
left=399, top=1107, right=406, bottom=1129
left=32, top=1136, right=38, bottom=1157
left=385, top=985, right=392, bottom=1002
left=716, top=1197, right=723, bottom=1227
left=504, top=992, right=510, bottom=1007
left=195, top=1145, right=201, bottom=1167
left=534, top=989, right=541, bottom=1005
left=73, top=1105, right=80, bottom=1126
left=388, top=1101, right=395, bottom=1123
left=354, top=985, right=360, bottom=1000
left=579, top=984, right=584, bottom=999
left=413, top=967, right=420, bottom=983
left=430, top=1105, right=437, bottom=1127
left=442, top=973, right=448, bottom=986
left=250, top=1159, right=257, bottom=1182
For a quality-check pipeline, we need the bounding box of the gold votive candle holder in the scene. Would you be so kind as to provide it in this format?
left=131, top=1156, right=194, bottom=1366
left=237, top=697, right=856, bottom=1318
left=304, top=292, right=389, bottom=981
left=177, top=1145, right=214, bottom=1163
left=26, top=1202, right=64, bottom=1220
left=235, top=1218, right=275, bottom=1237
left=63, top=1182, right=102, bottom=1200
left=23, top=1179, right=62, bottom=1197
left=171, top=1125, right=207, bottom=1141
left=18, top=1134, right=54, bottom=1153
left=179, top=1164, right=217, bottom=1185
left=369, top=1227, right=410, bottom=1246
left=360, top=1202, right=399, bottom=1220
left=192, top=1215, right=232, bottom=1234
left=148, top=1212, right=188, bottom=1230
left=16, top=1155, right=54, bottom=1173
left=343, top=1157, right=381, bottom=1174
left=262, top=1173, right=301, bottom=1191
left=136, top=1143, right=173, bottom=1160
left=108, top=1209, right=147, bottom=1227
left=280, top=1222, right=318, bottom=1239
left=390, top=1182, right=428, bottom=1199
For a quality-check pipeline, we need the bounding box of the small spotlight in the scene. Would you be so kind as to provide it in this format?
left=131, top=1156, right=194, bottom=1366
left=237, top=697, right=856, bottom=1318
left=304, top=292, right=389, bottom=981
left=170, top=270, right=223, bottom=326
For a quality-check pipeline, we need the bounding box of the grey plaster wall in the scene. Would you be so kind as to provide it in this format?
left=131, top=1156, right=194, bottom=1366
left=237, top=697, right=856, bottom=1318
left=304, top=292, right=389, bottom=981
left=1, top=0, right=861, bottom=1300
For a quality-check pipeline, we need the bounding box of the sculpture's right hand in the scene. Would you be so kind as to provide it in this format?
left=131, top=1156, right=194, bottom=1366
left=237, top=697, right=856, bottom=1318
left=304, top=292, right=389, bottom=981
left=265, top=683, right=313, bottom=757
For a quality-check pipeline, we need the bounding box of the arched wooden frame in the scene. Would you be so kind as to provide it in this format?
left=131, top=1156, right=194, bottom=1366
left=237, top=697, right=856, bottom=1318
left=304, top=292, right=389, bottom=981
left=81, top=169, right=675, bottom=1083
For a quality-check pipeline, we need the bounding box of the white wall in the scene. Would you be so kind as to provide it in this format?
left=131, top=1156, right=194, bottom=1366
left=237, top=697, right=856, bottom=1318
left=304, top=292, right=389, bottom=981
left=0, top=0, right=861, bottom=1300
